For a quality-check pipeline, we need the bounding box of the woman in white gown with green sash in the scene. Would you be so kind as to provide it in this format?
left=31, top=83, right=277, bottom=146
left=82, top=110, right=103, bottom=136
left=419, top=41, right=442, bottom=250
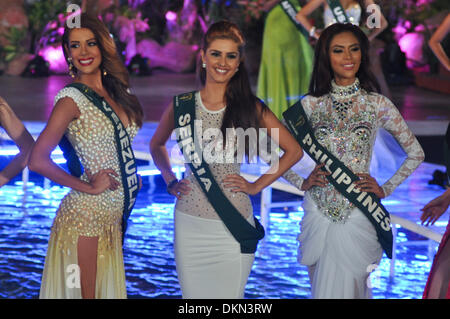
left=150, top=21, right=303, bottom=299
left=283, top=23, right=424, bottom=298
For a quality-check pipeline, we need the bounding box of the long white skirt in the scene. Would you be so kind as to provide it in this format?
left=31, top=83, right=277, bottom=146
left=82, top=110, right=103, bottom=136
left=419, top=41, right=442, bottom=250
left=298, top=193, right=384, bottom=299
left=174, top=210, right=255, bottom=299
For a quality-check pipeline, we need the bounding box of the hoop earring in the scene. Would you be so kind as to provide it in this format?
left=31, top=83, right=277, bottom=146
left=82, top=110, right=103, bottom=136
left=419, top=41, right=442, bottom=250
left=68, top=58, right=75, bottom=78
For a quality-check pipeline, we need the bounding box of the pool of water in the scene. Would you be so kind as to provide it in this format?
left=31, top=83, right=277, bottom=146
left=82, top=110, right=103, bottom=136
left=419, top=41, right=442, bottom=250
left=0, top=177, right=438, bottom=299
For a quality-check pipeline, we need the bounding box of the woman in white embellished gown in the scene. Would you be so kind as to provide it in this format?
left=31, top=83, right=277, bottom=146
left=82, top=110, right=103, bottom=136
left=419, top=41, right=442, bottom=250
left=288, top=23, right=425, bottom=298
left=29, top=14, right=143, bottom=299
left=150, top=21, right=303, bottom=299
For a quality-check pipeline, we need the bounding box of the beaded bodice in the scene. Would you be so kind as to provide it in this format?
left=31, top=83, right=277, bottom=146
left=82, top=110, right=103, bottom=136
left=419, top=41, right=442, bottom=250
left=52, top=87, right=139, bottom=239
left=301, top=79, right=424, bottom=223
left=324, top=2, right=362, bottom=27
left=174, top=91, right=253, bottom=220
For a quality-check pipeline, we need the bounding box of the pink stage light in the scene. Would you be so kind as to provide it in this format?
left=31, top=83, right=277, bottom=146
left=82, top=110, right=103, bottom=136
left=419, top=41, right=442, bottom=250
left=398, top=32, right=426, bottom=69
left=39, top=45, right=67, bottom=73
left=165, top=11, right=177, bottom=22
left=416, top=0, right=433, bottom=5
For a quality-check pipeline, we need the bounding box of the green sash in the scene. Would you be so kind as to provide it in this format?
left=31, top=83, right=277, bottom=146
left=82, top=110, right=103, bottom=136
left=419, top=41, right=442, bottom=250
left=60, top=83, right=139, bottom=242
left=173, top=92, right=265, bottom=254
left=327, top=0, right=350, bottom=24
left=283, top=99, right=393, bottom=259
left=278, top=0, right=310, bottom=38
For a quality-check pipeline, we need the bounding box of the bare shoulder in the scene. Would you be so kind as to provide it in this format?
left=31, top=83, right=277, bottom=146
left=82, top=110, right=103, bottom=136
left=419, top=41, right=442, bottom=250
left=53, top=95, right=81, bottom=119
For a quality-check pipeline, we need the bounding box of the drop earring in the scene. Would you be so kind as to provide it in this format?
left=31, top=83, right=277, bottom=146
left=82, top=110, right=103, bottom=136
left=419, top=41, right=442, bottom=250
left=68, top=58, right=75, bottom=78
left=202, top=62, right=206, bottom=68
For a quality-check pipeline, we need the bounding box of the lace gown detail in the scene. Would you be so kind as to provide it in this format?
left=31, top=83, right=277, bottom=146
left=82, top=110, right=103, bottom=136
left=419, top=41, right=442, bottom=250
left=295, top=79, right=424, bottom=298
left=174, top=91, right=253, bottom=220
left=299, top=79, right=424, bottom=223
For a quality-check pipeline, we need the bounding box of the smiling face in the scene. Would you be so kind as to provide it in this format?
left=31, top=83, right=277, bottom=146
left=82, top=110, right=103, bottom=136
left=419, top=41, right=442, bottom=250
left=328, top=31, right=362, bottom=86
left=201, top=38, right=241, bottom=85
left=66, top=28, right=102, bottom=76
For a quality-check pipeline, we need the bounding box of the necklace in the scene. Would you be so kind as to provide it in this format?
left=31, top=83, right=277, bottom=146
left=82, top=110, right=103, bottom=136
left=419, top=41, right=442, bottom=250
left=330, top=78, right=361, bottom=121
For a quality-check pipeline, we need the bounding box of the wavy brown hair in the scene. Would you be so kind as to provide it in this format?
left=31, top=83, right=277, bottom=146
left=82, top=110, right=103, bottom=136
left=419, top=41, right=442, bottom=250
left=62, top=13, right=143, bottom=127
left=198, top=20, right=268, bottom=158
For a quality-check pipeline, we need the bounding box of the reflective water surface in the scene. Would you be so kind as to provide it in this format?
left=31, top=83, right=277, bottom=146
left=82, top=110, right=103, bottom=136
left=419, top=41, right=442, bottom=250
left=0, top=170, right=444, bottom=299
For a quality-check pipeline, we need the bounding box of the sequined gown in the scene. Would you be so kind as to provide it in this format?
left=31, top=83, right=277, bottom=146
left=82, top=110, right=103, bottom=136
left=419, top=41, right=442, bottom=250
left=296, top=79, right=424, bottom=298
left=39, top=87, right=139, bottom=299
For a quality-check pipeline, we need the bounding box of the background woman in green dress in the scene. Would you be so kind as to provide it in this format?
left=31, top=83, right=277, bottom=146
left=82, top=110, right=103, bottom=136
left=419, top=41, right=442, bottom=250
left=257, top=0, right=314, bottom=119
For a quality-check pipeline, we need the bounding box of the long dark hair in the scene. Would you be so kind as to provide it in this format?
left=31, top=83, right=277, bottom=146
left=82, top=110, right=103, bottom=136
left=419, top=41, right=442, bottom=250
left=308, top=23, right=380, bottom=97
left=62, top=13, right=144, bottom=127
left=198, top=20, right=267, bottom=158
left=356, top=0, right=368, bottom=27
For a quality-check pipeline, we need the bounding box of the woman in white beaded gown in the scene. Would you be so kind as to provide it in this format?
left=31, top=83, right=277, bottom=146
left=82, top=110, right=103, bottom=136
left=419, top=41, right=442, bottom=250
left=296, top=0, right=400, bottom=177
left=29, top=14, right=143, bottom=299
left=286, top=23, right=425, bottom=298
